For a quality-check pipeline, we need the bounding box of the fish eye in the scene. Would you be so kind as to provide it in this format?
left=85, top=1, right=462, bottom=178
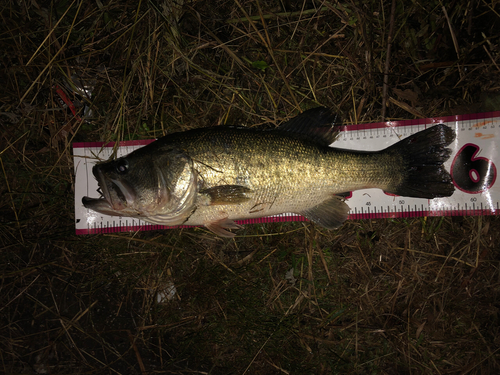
left=115, top=159, right=129, bottom=174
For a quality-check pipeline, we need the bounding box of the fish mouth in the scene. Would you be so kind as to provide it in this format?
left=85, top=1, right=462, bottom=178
left=82, top=165, right=136, bottom=215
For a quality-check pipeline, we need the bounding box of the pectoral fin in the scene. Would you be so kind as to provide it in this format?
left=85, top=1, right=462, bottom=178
left=301, top=196, right=350, bottom=229
left=200, top=185, right=252, bottom=205
left=205, top=217, right=241, bottom=237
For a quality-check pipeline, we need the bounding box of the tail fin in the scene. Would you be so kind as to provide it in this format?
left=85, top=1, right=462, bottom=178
left=385, top=124, right=455, bottom=198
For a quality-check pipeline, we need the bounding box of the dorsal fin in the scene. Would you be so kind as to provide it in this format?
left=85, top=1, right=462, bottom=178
left=276, top=107, right=342, bottom=146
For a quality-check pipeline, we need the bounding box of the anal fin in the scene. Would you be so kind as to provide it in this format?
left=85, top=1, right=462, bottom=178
left=301, top=196, right=350, bottom=230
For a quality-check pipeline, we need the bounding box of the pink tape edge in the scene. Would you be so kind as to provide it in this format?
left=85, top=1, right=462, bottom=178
left=75, top=209, right=499, bottom=235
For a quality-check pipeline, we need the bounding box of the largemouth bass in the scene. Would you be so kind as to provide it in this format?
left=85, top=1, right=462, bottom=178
left=82, top=107, right=455, bottom=236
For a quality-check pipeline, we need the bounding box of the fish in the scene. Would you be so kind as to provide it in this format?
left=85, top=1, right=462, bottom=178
left=82, top=107, right=455, bottom=237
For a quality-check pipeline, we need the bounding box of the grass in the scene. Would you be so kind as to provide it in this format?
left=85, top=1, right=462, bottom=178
left=1, top=0, right=500, bottom=373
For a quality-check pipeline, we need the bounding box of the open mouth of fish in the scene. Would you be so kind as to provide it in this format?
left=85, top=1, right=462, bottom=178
left=82, top=166, right=136, bottom=215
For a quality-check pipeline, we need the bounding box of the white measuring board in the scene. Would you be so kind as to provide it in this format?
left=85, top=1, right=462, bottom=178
left=74, top=112, right=500, bottom=234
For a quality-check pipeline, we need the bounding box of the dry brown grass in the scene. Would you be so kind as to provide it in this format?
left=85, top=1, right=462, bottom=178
left=1, top=0, right=500, bottom=373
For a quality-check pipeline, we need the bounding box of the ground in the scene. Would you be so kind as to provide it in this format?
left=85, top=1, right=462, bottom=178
left=1, top=0, right=500, bottom=373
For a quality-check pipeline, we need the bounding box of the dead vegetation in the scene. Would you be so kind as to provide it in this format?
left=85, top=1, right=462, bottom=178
left=1, top=0, right=500, bottom=373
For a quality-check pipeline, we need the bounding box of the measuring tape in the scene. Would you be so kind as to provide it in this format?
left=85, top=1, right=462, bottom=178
left=73, top=112, right=499, bottom=234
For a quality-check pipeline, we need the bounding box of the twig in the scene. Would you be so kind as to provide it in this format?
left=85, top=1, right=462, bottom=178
left=442, top=5, right=464, bottom=80
left=381, top=0, right=397, bottom=120
left=442, top=5, right=459, bottom=59
left=233, top=0, right=300, bottom=110
left=227, top=6, right=328, bottom=24
left=26, top=0, right=77, bottom=65
left=0, top=157, right=24, bottom=244
left=127, top=330, right=147, bottom=375
left=19, top=0, right=84, bottom=104
left=483, top=45, right=500, bottom=74
left=388, top=97, right=425, bottom=118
